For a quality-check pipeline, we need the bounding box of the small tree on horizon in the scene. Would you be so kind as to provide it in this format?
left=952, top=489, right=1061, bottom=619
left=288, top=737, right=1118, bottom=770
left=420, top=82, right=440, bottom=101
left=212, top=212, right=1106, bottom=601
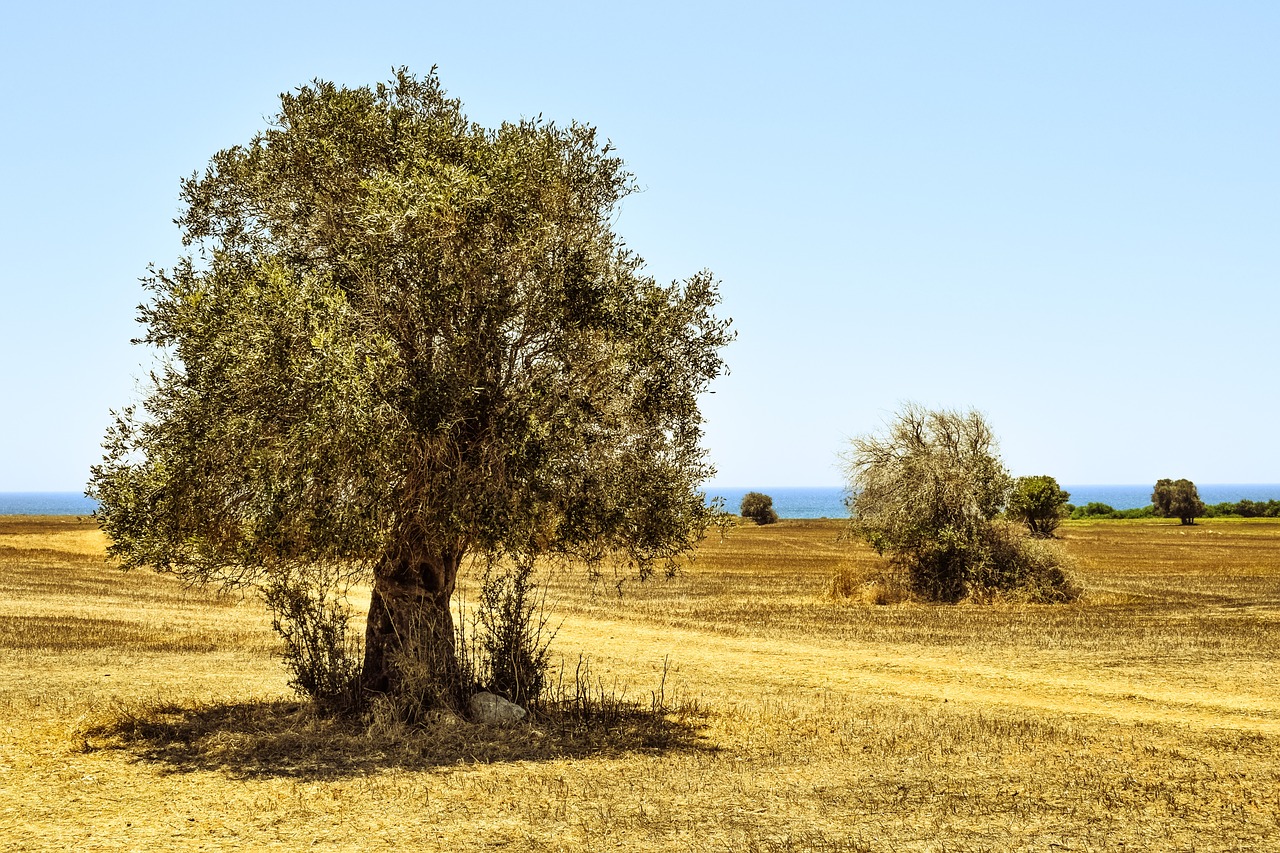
left=739, top=492, right=779, bottom=525
left=1007, top=475, right=1071, bottom=538
left=1151, top=478, right=1206, bottom=525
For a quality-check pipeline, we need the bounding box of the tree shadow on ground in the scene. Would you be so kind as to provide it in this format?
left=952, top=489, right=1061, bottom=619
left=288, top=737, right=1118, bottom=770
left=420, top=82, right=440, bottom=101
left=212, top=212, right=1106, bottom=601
left=76, top=697, right=712, bottom=780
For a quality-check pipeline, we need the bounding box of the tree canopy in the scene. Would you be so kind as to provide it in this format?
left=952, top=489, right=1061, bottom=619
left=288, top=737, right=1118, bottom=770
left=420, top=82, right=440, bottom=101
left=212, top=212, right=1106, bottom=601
left=88, top=69, right=732, bottom=712
left=1151, top=479, right=1206, bottom=525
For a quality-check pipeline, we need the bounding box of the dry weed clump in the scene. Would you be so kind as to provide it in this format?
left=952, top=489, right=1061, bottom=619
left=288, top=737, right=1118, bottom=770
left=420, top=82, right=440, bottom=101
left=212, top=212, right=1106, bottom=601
left=826, top=526, right=1081, bottom=607
left=965, top=524, right=1083, bottom=604
left=826, top=561, right=911, bottom=605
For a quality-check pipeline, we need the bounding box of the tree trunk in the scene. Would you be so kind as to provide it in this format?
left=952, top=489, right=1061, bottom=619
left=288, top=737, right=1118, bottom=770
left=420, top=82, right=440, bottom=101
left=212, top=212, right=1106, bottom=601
left=360, top=537, right=465, bottom=715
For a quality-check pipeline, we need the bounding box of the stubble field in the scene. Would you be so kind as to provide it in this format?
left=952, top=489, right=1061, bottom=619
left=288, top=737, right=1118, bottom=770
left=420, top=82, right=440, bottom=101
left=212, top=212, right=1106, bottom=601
left=1, top=514, right=1278, bottom=851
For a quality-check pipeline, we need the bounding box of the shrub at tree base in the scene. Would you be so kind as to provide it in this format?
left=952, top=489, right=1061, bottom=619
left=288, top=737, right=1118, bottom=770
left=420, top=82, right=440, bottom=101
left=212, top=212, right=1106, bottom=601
left=262, top=572, right=362, bottom=711
left=473, top=560, right=555, bottom=709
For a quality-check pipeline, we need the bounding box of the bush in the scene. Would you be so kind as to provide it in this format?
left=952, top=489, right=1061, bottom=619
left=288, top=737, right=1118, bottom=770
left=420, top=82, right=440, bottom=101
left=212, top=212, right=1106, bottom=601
left=844, top=405, right=1008, bottom=603
left=262, top=571, right=362, bottom=711
left=1206, top=499, right=1280, bottom=518
left=473, top=560, right=556, bottom=709
left=967, top=522, right=1081, bottom=603
left=740, top=492, right=779, bottom=525
left=1070, top=502, right=1117, bottom=519
left=843, top=404, right=1080, bottom=604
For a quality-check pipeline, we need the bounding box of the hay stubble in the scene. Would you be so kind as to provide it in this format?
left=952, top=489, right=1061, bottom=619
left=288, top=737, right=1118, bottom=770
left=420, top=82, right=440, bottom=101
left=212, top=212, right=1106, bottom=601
left=2, top=516, right=1278, bottom=850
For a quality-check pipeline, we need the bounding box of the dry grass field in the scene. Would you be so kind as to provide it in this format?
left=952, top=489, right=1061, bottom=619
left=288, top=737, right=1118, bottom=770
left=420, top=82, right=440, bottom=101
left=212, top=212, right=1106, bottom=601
left=2, top=514, right=1278, bottom=851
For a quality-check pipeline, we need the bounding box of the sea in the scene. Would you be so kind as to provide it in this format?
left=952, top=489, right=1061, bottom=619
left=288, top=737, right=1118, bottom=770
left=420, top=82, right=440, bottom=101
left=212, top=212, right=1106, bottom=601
left=4, top=485, right=1280, bottom=518
left=706, top=484, right=1280, bottom=519
left=0, top=492, right=99, bottom=516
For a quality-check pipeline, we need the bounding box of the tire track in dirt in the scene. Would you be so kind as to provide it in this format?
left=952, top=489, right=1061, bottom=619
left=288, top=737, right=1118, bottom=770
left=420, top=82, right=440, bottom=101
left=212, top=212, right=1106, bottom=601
left=553, top=616, right=1280, bottom=736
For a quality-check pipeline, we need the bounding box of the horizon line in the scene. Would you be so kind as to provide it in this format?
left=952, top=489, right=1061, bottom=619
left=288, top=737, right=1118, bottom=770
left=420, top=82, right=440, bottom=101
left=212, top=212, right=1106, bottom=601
left=702, top=481, right=1280, bottom=489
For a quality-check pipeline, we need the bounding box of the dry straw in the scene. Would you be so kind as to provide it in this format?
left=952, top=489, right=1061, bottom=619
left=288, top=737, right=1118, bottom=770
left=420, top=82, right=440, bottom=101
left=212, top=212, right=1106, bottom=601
left=2, top=515, right=1279, bottom=850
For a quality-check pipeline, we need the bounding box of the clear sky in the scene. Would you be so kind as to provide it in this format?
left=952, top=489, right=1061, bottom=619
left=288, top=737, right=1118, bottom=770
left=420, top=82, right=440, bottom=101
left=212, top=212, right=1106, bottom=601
left=2, top=1, right=1276, bottom=491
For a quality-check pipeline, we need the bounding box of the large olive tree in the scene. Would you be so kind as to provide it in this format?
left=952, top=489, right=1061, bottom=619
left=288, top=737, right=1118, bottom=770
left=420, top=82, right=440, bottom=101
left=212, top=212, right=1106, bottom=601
left=89, top=70, right=731, bottom=711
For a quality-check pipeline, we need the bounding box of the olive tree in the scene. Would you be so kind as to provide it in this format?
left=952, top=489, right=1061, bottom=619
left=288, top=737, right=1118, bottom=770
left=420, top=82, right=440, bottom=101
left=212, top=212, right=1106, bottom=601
left=1151, top=478, right=1205, bottom=525
left=88, top=70, right=732, bottom=714
left=842, top=404, right=1076, bottom=603
left=1007, top=475, right=1070, bottom=537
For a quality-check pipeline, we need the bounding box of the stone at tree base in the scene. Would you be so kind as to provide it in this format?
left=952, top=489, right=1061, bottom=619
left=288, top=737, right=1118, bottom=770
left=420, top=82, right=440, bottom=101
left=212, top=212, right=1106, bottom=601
left=469, top=691, right=527, bottom=725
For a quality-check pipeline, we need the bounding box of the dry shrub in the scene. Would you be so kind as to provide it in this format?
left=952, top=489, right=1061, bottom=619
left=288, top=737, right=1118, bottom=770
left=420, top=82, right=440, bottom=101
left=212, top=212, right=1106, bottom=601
left=473, top=559, right=556, bottom=708
left=827, top=561, right=911, bottom=605
left=371, top=605, right=473, bottom=724
left=968, top=521, right=1082, bottom=603
left=261, top=571, right=363, bottom=711
left=364, top=558, right=560, bottom=728
left=829, top=523, right=1080, bottom=605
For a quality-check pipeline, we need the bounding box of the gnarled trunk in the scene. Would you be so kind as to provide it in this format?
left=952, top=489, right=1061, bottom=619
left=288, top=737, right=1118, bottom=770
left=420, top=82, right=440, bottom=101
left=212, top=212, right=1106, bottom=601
left=360, top=538, right=465, bottom=714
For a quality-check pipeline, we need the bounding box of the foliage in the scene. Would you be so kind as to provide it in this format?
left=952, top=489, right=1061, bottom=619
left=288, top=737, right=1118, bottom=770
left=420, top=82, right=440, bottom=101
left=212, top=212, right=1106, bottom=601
left=843, top=405, right=1077, bottom=603
left=474, top=560, right=556, bottom=708
left=1068, top=497, right=1280, bottom=521
left=87, top=69, right=731, bottom=715
left=843, top=404, right=1075, bottom=603
left=739, top=492, right=779, bottom=525
left=966, top=522, right=1081, bottom=603
left=843, top=405, right=1010, bottom=602
left=1206, top=499, right=1280, bottom=518
left=1068, top=502, right=1156, bottom=520
left=261, top=570, right=362, bottom=710
left=1152, top=479, right=1206, bottom=525
left=1070, top=502, right=1112, bottom=519
left=1007, top=475, right=1070, bottom=537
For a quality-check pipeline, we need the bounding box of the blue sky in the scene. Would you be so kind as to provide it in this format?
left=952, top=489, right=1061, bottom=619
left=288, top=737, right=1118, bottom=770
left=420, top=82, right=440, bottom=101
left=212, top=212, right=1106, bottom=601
left=2, top=1, right=1276, bottom=490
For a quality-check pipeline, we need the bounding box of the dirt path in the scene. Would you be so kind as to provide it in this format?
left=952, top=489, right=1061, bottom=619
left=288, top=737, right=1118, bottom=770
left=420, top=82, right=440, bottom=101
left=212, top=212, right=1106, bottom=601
left=553, top=615, right=1280, bottom=736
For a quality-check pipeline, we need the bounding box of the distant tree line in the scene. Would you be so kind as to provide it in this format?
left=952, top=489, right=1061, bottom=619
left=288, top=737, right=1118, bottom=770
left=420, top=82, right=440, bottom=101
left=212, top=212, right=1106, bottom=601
left=1067, top=503, right=1156, bottom=520
left=1066, top=479, right=1207, bottom=524
left=1206, top=499, right=1280, bottom=518
left=1068, top=499, right=1280, bottom=520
